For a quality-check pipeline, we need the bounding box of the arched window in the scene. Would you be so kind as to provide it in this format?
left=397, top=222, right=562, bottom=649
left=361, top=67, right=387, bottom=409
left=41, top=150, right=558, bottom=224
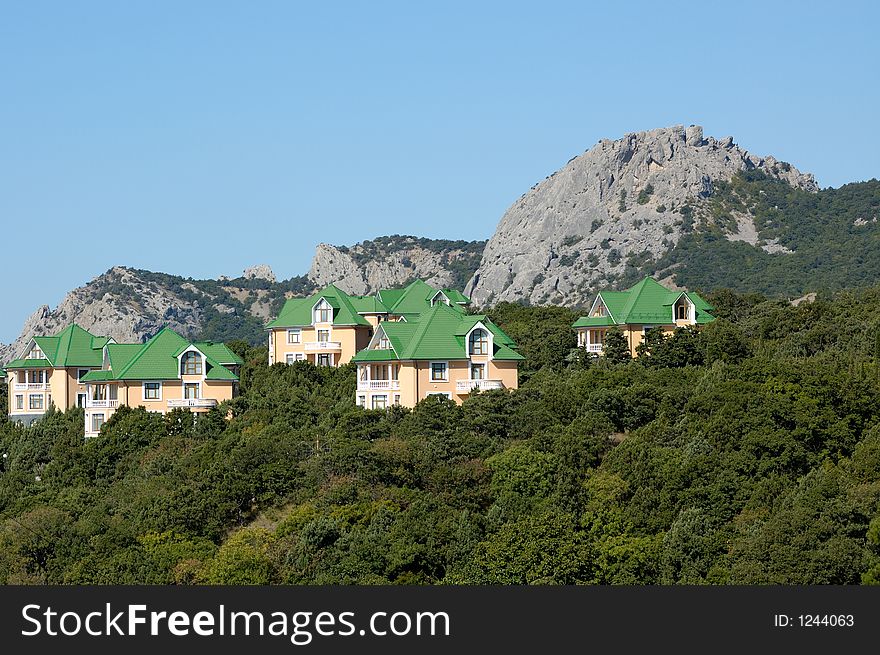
left=181, top=351, right=203, bottom=375
left=469, top=329, right=489, bottom=355
left=675, top=300, right=689, bottom=321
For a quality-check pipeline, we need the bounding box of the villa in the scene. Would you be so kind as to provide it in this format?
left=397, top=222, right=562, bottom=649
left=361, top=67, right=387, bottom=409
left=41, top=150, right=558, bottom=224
left=572, top=276, right=716, bottom=357
left=266, top=279, right=471, bottom=367
left=3, top=323, right=242, bottom=437
left=351, top=302, right=523, bottom=409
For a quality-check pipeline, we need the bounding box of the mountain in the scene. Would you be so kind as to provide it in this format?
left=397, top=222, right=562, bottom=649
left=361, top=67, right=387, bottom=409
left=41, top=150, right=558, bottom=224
left=465, top=125, right=819, bottom=306
left=0, top=237, right=486, bottom=364
left=308, top=235, right=485, bottom=295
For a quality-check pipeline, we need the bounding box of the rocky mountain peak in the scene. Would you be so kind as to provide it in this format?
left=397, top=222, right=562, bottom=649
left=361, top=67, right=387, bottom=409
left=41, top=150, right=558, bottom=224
left=465, top=125, right=816, bottom=306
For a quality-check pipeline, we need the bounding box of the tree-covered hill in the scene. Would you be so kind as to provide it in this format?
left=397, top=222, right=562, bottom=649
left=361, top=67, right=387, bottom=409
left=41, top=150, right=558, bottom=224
left=2, top=286, right=880, bottom=584
left=651, top=172, right=880, bottom=298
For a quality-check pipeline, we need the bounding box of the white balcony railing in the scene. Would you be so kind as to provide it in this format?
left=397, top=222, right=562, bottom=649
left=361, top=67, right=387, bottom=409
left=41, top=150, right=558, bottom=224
left=304, top=341, right=343, bottom=351
left=585, top=343, right=603, bottom=353
left=357, top=380, right=401, bottom=391
left=167, top=398, right=218, bottom=409
left=86, top=399, right=119, bottom=409
left=456, top=379, right=504, bottom=393
left=14, top=382, right=50, bottom=391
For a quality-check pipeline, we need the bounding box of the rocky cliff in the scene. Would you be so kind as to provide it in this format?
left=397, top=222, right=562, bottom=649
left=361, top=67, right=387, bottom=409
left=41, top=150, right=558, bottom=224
left=308, top=235, right=486, bottom=295
left=465, top=125, right=817, bottom=306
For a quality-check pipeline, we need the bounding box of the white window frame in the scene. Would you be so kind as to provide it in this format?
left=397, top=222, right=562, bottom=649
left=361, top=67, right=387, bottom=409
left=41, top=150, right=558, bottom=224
left=371, top=394, right=388, bottom=410
left=15, top=394, right=24, bottom=410
left=183, top=382, right=201, bottom=400
left=287, top=329, right=301, bottom=344
left=91, top=413, right=105, bottom=433
left=143, top=381, right=163, bottom=401
left=426, top=392, right=451, bottom=399
left=76, top=393, right=87, bottom=408
left=429, top=361, right=448, bottom=382
left=285, top=353, right=296, bottom=365
left=357, top=395, right=366, bottom=407
left=28, top=394, right=44, bottom=410
left=295, top=353, right=305, bottom=362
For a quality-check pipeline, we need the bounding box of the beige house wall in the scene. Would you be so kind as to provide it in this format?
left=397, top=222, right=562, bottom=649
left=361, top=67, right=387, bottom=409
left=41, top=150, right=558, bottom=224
left=270, top=324, right=372, bottom=367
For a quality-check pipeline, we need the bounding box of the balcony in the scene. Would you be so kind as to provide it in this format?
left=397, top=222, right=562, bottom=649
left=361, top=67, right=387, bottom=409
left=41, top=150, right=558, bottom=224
left=456, top=379, right=504, bottom=393
left=584, top=343, right=603, bottom=353
left=357, top=379, right=401, bottom=391
left=304, top=341, right=343, bottom=351
left=14, top=382, right=50, bottom=391
left=86, top=399, right=119, bottom=409
left=167, top=398, right=218, bottom=409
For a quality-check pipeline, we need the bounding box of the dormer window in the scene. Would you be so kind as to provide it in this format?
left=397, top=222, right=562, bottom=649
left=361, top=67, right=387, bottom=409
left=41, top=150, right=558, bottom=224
left=591, top=299, right=608, bottom=318
left=676, top=304, right=687, bottom=320
left=378, top=336, right=390, bottom=349
left=469, top=328, right=489, bottom=355
left=27, top=347, right=43, bottom=359
left=181, top=351, right=203, bottom=375
left=314, top=299, right=333, bottom=323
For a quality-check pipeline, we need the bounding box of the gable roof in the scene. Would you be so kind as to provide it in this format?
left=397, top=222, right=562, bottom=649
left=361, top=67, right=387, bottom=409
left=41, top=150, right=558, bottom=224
left=353, top=303, right=524, bottom=363
left=81, top=328, right=239, bottom=382
left=7, top=324, right=108, bottom=369
left=267, top=284, right=373, bottom=328
left=572, top=277, right=716, bottom=328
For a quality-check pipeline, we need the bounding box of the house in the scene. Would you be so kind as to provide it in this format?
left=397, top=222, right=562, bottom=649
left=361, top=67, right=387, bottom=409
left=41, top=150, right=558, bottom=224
left=572, top=277, right=715, bottom=357
left=351, top=302, right=524, bottom=409
left=79, top=328, right=242, bottom=437
left=266, top=279, right=472, bottom=367
left=4, top=324, right=113, bottom=426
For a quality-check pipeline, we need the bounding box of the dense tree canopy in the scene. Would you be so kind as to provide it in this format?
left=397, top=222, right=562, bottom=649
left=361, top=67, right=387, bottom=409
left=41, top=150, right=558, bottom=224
left=2, top=284, right=880, bottom=584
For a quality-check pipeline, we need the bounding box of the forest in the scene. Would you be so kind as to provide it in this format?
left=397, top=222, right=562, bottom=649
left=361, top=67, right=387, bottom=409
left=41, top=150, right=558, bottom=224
left=1, top=284, right=880, bottom=585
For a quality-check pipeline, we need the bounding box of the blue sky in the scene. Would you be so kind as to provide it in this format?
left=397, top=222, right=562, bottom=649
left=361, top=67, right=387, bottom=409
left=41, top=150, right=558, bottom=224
left=1, top=1, right=878, bottom=342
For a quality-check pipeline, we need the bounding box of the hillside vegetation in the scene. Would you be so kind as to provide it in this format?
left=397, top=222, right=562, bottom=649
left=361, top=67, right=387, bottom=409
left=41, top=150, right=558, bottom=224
left=654, top=172, right=880, bottom=297
left=2, top=286, right=880, bottom=584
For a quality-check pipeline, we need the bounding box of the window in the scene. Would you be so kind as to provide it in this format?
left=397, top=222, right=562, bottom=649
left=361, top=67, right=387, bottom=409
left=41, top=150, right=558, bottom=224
left=29, top=395, right=44, bottom=410
left=676, top=303, right=688, bottom=320
left=144, top=382, right=161, bottom=400
left=27, top=347, right=43, bottom=359
left=77, top=369, right=90, bottom=383
left=184, top=383, right=199, bottom=399
left=317, top=354, right=332, bottom=367
left=287, top=329, right=301, bottom=344
left=15, top=395, right=23, bottom=410
left=393, top=395, right=401, bottom=405
left=295, top=353, right=305, bottom=362
left=77, top=393, right=87, bottom=408
left=357, top=395, right=366, bottom=407
left=430, top=362, right=448, bottom=381
left=91, top=413, right=105, bottom=433
left=286, top=354, right=296, bottom=365
left=469, top=329, right=489, bottom=355
left=315, top=300, right=333, bottom=323
left=378, top=335, right=391, bottom=349
left=471, top=363, right=485, bottom=380
left=29, top=370, right=45, bottom=384
left=317, top=329, right=330, bottom=342
left=427, top=392, right=451, bottom=399
left=372, top=395, right=387, bottom=410
left=181, top=351, right=203, bottom=375
left=592, top=300, right=608, bottom=318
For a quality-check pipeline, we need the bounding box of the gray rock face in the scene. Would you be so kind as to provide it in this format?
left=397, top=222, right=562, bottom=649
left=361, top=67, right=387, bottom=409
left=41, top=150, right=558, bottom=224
left=243, top=264, right=276, bottom=283
left=307, top=236, right=485, bottom=295
left=465, top=125, right=817, bottom=306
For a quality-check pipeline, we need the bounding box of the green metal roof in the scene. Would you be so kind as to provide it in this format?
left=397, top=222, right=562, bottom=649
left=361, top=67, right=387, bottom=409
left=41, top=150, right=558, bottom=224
left=353, top=303, right=524, bottom=363
left=441, top=288, right=471, bottom=304
left=29, top=324, right=108, bottom=367
left=267, top=284, right=372, bottom=328
left=81, top=328, right=238, bottom=382
left=572, top=277, right=716, bottom=328
left=3, top=358, right=52, bottom=369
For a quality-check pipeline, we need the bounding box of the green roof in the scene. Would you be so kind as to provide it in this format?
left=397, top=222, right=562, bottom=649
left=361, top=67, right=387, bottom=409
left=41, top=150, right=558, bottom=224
left=23, top=324, right=108, bottom=368
left=573, top=277, right=716, bottom=328
left=81, top=328, right=239, bottom=382
left=441, top=289, right=471, bottom=304
left=353, top=303, right=524, bottom=363
left=267, top=284, right=372, bottom=328
left=4, top=358, right=52, bottom=369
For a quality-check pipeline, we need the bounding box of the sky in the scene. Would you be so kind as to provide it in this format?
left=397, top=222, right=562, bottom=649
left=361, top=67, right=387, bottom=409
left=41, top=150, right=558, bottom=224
left=1, top=0, right=878, bottom=342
